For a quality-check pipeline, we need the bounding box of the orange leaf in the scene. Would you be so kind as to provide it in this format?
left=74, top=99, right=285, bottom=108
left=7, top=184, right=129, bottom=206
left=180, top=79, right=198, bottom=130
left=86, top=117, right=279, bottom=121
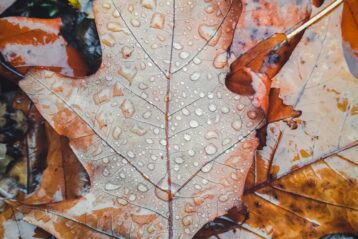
left=0, top=17, right=88, bottom=82
left=341, top=0, right=358, bottom=78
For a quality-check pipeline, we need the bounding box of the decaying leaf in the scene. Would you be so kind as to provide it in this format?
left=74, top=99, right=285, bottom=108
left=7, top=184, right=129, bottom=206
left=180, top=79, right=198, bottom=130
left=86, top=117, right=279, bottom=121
left=11, top=92, right=48, bottom=194
left=196, top=4, right=358, bottom=238
left=0, top=203, right=54, bottom=239
left=0, top=16, right=88, bottom=82
left=23, top=123, right=89, bottom=204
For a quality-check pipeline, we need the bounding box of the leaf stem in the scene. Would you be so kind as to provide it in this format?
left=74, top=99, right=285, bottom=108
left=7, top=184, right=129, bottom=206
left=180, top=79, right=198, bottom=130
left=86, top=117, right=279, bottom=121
left=286, top=0, right=344, bottom=40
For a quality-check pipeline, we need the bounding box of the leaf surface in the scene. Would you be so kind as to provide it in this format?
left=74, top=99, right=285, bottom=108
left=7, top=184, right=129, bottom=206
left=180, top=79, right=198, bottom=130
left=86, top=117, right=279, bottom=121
left=18, top=0, right=312, bottom=238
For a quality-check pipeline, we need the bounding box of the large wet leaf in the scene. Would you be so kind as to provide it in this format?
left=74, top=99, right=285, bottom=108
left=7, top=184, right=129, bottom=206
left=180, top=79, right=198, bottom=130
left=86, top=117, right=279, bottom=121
left=16, top=0, right=313, bottom=238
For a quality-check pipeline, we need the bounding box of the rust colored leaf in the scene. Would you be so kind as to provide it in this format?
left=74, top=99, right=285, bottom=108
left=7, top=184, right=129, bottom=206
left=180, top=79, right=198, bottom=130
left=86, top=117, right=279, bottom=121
left=0, top=17, right=88, bottom=82
left=341, top=0, right=358, bottom=78
left=267, top=88, right=301, bottom=123
left=226, top=33, right=288, bottom=96
left=12, top=92, right=48, bottom=193
left=24, top=123, right=88, bottom=204
left=0, top=203, right=53, bottom=238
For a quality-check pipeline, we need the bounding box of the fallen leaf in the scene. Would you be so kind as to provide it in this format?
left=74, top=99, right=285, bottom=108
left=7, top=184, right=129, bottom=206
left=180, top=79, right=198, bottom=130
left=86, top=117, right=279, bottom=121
left=341, top=0, right=358, bottom=78
left=12, top=91, right=89, bottom=202
left=24, top=123, right=89, bottom=204
left=195, top=4, right=358, bottom=238
left=0, top=203, right=53, bottom=239
left=0, top=17, right=88, bottom=82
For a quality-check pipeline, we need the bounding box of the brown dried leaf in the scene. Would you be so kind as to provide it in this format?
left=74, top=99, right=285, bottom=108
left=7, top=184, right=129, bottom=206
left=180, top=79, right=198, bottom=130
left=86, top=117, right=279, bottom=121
left=201, top=4, right=358, bottom=239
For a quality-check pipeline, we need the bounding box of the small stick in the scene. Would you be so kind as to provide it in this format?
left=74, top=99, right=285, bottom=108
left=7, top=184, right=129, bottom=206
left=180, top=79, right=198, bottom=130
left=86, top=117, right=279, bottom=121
left=286, top=0, right=344, bottom=40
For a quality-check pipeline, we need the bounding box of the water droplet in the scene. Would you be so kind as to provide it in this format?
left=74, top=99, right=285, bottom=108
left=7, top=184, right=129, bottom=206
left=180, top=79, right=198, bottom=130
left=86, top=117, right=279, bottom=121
left=231, top=120, right=242, bottom=131
left=112, top=10, right=120, bottom=18
left=101, top=34, right=115, bottom=47
left=180, top=51, right=190, bottom=59
left=198, top=24, right=221, bottom=46
left=175, top=157, right=184, bottom=164
left=112, top=126, right=122, bottom=139
left=205, top=131, right=218, bottom=139
left=155, top=177, right=178, bottom=202
left=129, top=194, right=137, bottom=201
left=190, top=72, right=201, bottom=81
left=182, top=108, right=190, bottom=116
left=213, top=52, right=228, bottom=69
left=105, top=182, right=121, bottom=190
left=160, top=139, right=167, bottom=146
left=247, top=110, right=257, bottom=119
left=219, top=193, right=231, bottom=202
left=189, top=120, right=199, bottom=128
left=137, top=183, right=148, bottom=192
left=231, top=172, right=239, bottom=181
left=173, top=42, right=183, bottom=50
left=222, top=138, right=231, bottom=146
left=237, top=104, right=245, bottom=111
left=118, top=63, right=137, bottom=84
left=143, top=111, right=152, bottom=119
left=102, top=3, right=111, bottom=9
left=121, top=46, right=133, bottom=59
left=182, top=216, right=193, bottom=226
left=201, top=163, right=213, bottom=173
left=113, top=82, right=123, bottom=96
left=184, top=134, right=191, bottom=141
left=131, top=18, right=141, bottom=27
left=193, top=57, right=201, bottom=65
left=148, top=163, right=155, bottom=170
left=195, top=184, right=202, bottom=190
left=147, top=225, right=155, bottom=234
left=141, top=0, right=156, bottom=9
left=150, top=12, right=165, bottom=29
left=131, top=124, right=147, bottom=136
left=127, top=150, right=135, bottom=158
left=208, top=104, right=217, bottom=112
left=117, top=198, right=128, bottom=205
left=205, top=144, right=217, bottom=155
left=195, top=108, right=203, bottom=116
left=221, top=107, right=230, bottom=114
left=107, top=22, right=122, bottom=32
left=185, top=203, right=195, bottom=213
left=205, top=5, right=214, bottom=14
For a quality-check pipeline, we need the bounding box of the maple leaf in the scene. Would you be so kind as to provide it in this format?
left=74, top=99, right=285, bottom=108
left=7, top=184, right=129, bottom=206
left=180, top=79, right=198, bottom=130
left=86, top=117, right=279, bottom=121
left=15, top=0, right=312, bottom=238
left=196, top=4, right=358, bottom=238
